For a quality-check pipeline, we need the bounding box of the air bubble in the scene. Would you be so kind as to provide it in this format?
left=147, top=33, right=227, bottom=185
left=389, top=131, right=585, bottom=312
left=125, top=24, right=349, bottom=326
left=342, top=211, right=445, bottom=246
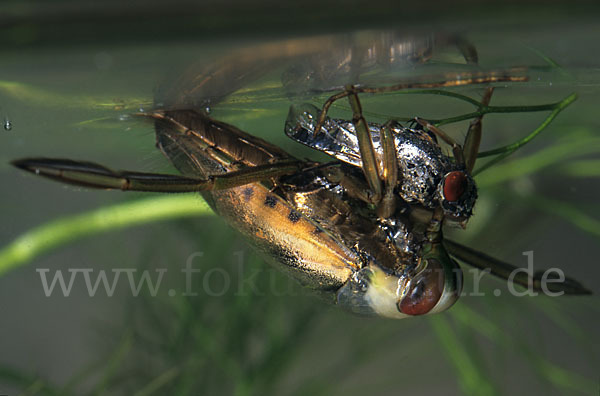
left=3, top=118, right=12, bottom=131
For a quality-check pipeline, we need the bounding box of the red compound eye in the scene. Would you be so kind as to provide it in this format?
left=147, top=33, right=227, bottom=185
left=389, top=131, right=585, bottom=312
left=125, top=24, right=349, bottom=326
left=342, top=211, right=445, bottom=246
left=398, top=260, right=444, bottom=316
left=443, top=171, right=467, bottom=202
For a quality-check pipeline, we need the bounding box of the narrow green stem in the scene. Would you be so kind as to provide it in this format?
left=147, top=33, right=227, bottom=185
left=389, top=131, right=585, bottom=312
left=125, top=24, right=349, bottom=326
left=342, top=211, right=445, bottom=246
left=475, top=136, right=600, bottom=187
left=450, top=304, right=597, bottom=395
left=473, top=93, right=577, bottom=176
left=0, top=195, right=213, bottom=275
left=478, top=93, right=577, bottom=157
left=133, top=366, right=180, bottom=396
left=429, top=316, right=498, bottom=396
left=436, top=95, right=576, bottom=127
left=434, top=111, right=481, bottom=126
left=382, top=89, right=484, bottom=107
left=365, top=91, right=576, bottom=132
left=473, top=150, right=512, bottom=177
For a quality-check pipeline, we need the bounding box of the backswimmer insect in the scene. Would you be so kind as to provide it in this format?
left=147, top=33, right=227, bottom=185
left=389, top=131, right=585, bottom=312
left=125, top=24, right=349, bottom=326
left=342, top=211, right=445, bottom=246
left=12, top=32, right=590, bottom=318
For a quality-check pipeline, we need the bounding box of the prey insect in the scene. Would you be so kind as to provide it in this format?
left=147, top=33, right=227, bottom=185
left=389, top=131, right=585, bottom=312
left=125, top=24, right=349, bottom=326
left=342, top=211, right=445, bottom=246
left=12, top=70, right=590, bottom=318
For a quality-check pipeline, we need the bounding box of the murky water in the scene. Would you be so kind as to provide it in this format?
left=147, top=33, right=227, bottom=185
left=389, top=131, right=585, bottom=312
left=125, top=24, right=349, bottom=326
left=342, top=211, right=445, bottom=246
left=1, top=5, right=598, bottom=396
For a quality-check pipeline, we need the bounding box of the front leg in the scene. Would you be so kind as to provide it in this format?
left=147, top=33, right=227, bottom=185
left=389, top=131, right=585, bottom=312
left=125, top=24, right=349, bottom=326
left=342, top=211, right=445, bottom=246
left=346, top=88, right=403, bottom=218
left=322, top=165, right=379, bottom=207
left=377, top=121, right=400, bottom=218
left=346, top=85, right=383, bottom=204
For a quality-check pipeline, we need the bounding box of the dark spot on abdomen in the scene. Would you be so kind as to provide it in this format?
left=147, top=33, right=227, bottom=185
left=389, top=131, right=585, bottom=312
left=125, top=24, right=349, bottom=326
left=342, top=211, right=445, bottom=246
left=264, top=195, right=277, bottom=208
left=242, top=187, right=254, bottom=202
left=288, top=210, right=301, bottom=223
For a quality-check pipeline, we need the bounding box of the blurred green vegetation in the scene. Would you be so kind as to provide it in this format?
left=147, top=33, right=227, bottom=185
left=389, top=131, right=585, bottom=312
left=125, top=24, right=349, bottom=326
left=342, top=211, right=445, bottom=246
left=1, top=33, right=599, bottom=396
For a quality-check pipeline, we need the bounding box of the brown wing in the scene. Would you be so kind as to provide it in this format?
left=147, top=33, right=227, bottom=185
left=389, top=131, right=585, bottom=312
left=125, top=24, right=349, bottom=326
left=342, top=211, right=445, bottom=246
left=150, top=109, right=361, bottom=291
left=151, top=109, right=293, bottom=179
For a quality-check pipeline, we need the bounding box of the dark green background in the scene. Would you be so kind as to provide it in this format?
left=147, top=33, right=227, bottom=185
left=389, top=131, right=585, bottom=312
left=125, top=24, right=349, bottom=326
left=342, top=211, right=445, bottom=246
left=0, top=1, right=598, bottom=395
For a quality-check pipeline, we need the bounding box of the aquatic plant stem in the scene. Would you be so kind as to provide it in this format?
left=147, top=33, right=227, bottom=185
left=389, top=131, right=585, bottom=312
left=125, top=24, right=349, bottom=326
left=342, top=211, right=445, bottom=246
left=0, top=195, right=213, bottom=275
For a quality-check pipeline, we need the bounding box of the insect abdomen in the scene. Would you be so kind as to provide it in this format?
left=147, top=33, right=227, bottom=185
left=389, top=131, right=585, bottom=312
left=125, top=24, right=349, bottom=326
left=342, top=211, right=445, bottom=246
left=153, top=109, right=361, bottom=290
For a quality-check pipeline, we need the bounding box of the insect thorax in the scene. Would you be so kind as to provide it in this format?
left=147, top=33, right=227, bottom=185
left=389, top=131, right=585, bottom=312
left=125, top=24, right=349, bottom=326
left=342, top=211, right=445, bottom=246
left=285, top=103, right=455, bottom=209
left=280, top=165, right=422, bottom=274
